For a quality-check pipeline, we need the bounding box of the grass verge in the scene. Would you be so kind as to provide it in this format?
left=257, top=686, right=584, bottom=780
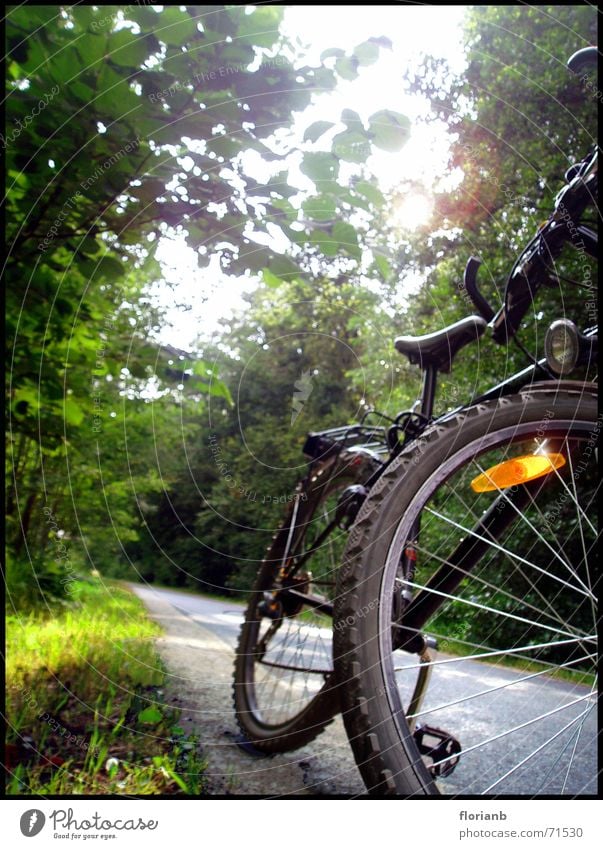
left=5, top=579, right=207, bottom=795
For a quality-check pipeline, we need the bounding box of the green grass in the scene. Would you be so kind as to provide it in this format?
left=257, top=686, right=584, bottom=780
left=5, top=579, right=207, bottom=795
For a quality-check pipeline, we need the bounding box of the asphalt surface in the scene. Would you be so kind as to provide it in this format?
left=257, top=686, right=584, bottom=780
left=131, top=583, right=367, bottom=796
left=133, top=583, right=597, bottom=796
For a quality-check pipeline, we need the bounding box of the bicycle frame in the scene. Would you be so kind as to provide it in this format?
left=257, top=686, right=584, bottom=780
left=279, top=323, right=598, bottom=629
left=277, top=128, right=598, bottom=637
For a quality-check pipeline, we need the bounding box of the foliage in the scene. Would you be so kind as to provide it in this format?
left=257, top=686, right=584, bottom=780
left=127, top=275, right=387, bottom=593
left=128, top=7, right=599, bottom=665
left=6, top=4, right=597, bottom=669
left=395, top=5, right=597, bottom=370
left=5, top=579, right=207, bottom=795
left=5, top=5, right=409, bottom=595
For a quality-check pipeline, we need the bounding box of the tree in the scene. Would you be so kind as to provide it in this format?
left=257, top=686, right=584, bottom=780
left=127, top=275, right=386, bottom=593
left=385, top=5, right=598, bottom=397
left=6, top=5, right=411, bottom=600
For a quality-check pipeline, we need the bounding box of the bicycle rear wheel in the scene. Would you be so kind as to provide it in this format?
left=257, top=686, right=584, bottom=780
left=234, top=449, right=379, bottom=752
left=335, top=387, right=598, bottom=795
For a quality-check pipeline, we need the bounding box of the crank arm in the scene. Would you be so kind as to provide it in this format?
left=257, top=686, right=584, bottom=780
left=405, top=637, right=437, bottom=732
left=278, top=588, right=333, bottom=616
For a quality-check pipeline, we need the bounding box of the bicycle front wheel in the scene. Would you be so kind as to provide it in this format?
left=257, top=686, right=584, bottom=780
left=334, top=387, right=598, bottom=795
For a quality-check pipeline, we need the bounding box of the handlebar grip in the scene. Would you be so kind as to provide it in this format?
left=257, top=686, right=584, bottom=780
left=463, top=257, right=495, bottom=322
left=567, top=46, right=598, bottom=74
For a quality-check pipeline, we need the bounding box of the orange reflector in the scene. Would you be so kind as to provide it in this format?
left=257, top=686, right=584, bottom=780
left=471, top=453, right=566, bottom=492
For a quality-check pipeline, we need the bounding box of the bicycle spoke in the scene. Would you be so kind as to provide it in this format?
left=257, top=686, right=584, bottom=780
left=482, top=699, right=596, bottom=793
left=468, top=453, right=595, bottom=598
left=393, top=635, right=595, bottom=672
left=397, top=578, right=586, bottom=641
left=412, top=540, right=582, bottom=636
left=422, top=506, right=594, bottom=600
left=406, top=653, right=596, bottom=720
left=560, top=707, right=592, bottom=794
left=429, top=692, right=595, bottom=773
left=435, top=480, right=584, bottom=634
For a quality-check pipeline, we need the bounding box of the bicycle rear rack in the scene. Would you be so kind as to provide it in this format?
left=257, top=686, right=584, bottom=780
left=303, top=424, right=388, bottom=460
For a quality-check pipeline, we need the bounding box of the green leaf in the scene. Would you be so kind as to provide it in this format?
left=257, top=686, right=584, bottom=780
left=138, top=706, right=163, bottom=725
left=238, top=5, right=282, bottom=48
left=156, top=7, right=200, bottom=46
left=303, top=121, right=336, bottom=143
left=331, top=130, right=370, bottom=163
left=262, top=268, right=283, bottom=288
left=64, top=398, right=84, bottom=426
left=268, top=254, right=300, bottom=279
left=368, top=109, right=411, bottom=152
left=335, top=55, right=359, bottom=81
left=375, top=254, right=392, bottom=280
left=353, top=39, right=380, bottom=66
left=107, top=30, right=155, bottom=68
left=320, top=48, right=345, bottom=62
left=12, top=386, right=40, bottom=417
left=354, top=180, right=385, bottom=206
left=341, top=108, right=364, bottom=131
left=95, top=63, right=141, bottom=113
left=300, top=152, right=339, bottom=183
left=333, top=221, right=361, bottom=259
left=301, top=195, right=336, bottom=221
left=309, top=228, right=338, bottom=256
left=83, top=255, right=127, bottom=282
left=206, top=135, right=242, bottom=159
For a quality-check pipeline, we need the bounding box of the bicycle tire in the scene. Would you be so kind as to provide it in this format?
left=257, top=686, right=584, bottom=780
left=334, top=387, right=598, bottom=795
left=234, top=449, right=380, bottom=753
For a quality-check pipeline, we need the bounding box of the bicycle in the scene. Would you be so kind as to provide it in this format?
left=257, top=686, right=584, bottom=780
left=233, top=46, right=598, bottom=792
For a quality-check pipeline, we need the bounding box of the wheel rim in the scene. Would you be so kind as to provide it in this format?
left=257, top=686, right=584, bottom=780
left=378, top=417, right=598, bottom=795
left=240, top=477, right=351, bottom=730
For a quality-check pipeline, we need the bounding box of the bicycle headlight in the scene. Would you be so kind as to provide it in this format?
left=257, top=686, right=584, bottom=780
left=544, top=319, right=580, bottom=376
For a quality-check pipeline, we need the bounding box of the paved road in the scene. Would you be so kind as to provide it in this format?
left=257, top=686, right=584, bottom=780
left=133, top=584, right=597, bottom=796
left=131, top=583, right=367, bottom=796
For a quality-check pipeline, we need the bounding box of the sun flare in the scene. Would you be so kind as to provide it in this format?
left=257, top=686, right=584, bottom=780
left=391, top=193, right=433, bottom=231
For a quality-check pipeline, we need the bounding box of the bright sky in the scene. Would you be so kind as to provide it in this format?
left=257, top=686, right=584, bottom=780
left=153, top=5, right=467, bottom=347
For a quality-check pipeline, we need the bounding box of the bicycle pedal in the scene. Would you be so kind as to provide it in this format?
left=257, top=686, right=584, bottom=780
left=412, top=724, right=461, bottom=778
